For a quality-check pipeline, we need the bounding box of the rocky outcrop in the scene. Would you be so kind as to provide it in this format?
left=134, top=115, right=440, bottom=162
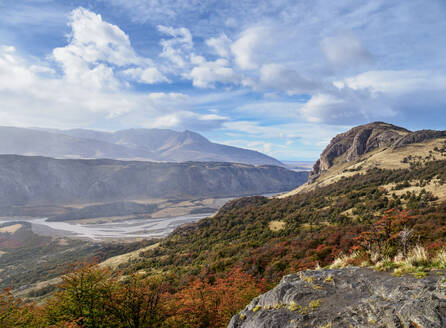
left=308, top=122, right=446, bottom=183
left=228, top=267, right=446, bottom=328
left=309, top=122, right=408, bottom=183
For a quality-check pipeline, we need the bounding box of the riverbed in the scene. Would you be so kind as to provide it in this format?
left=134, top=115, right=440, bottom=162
left=0, top=213, right=213, bottom=240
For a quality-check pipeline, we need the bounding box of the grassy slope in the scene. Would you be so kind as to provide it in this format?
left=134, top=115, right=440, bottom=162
left=7, top=138, right=445, bottom=304
left=281, top=137, right=446, bottom=198
left=108, top=157, right=446, bottom=285
left=4, top=140, right=446, bottom=327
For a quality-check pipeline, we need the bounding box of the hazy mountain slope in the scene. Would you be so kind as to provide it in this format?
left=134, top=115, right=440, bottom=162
left=25, top=127, right=284, bottom=166
left=0, top=155, right=307, bottom=207
left=157, top=130, right=281, bottom=164
left=61, top=128, right=177, bottom=152
left=281, top=122, right=446, bottom=197
left=0, top=126, right=154, bottom=159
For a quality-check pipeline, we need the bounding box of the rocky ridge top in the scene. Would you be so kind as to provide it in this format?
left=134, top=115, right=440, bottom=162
left=228, top=267, right=446, bottom=328
left=309, top=122, right=446, bottom=183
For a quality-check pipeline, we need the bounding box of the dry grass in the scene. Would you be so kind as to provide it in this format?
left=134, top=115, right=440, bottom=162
left=329, top=251, right=361, bottom=269
left=14, top=276, right=62, bottom=300
left=330, top=245, right=446, bottom=278
left=278, top=137, right=446, bottom=198
left=433, top=249, right=446, bottom=268
left=99, top=243, right=160, bottom=269
left=0, top=224, right=22, bottom=234
left=65, top=197, right=221, bottom=223
left=381, top=178, right=446, bottom=203
left=268, top=220, right=286, bottom=232
left=405, top=245, right=429, bottom=267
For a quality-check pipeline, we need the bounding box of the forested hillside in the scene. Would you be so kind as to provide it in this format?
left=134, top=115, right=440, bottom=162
left=2, top=125, right=446, bottom=327
left=2, top=156, right=445, bottom=327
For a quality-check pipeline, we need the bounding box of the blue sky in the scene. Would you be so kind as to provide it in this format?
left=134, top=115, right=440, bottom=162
left=0, top=0, right=445, bottom=160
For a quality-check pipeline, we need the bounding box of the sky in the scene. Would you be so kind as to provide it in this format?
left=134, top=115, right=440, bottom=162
left=0, top=0, right=445, bottom=160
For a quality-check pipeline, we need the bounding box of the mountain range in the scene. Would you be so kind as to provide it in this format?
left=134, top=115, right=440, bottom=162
left=0, top=126, right=283, bottom=166
left=0, top=155, right=307, bottom=209
left=1, top=121, right=446, bottom=327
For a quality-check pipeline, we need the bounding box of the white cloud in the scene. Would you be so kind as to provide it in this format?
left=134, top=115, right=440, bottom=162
left=258, top=64, right=319, bottom=94
left=3, top=1, right=446, bottom=158
left=300, top=70, right=446, bottom=125
left=0, top=45, right=225, bottom=130
left=53, top=8, right=166, bottom=88
left=206, top=34, right=231, bottom=58
left=158, top=25, right=193, bottom=68
left=121, top=67, right=169, bottom=84
left=236, top=101, right=303, bottom=119
left=145, top=92, right=190, bottom=110
left=299, top=92, right=380, bottom=124
left=341, top=70, right=446, bottom=95
left=0, top=46, right=35, bottom=91
left=231, top=26, right=268, bottom=70
left=148, top=111, right=228, bottom=130
left=29, top=64, right=56, bottom=74
left=54, top=7, right=140, bottom=67
left=188, top=56, right=239, bottom=88
left=321, top=32, right=373, bottom=68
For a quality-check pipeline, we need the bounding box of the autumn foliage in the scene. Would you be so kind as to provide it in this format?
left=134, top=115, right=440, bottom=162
left=166, top=268, right=266, bottom=328
left=0, top=263, right=265, bottom=328
left=354, top=209, right=418, bottom=257
left=1, top=161, right=446, bottom=327
left=0, top=287, right=41, bottom=328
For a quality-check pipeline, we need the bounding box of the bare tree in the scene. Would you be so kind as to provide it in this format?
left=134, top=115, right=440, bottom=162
left=399, top=227, right=413, bottom=256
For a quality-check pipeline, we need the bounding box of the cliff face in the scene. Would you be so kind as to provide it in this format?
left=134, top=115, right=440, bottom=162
left=228, top=267, right=446, bottom=328
left=309, top=122, right=446, bottom=183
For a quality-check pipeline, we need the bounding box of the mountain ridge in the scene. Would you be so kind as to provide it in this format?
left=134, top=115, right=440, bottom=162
left=0, top=154, right=306, bottom=209
left=6, top=126, right=283, bottom=166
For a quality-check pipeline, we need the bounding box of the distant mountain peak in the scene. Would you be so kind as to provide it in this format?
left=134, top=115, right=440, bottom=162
left=178, top=130, right=210, bottom=144
left=0, top=126, right=283, bottom=166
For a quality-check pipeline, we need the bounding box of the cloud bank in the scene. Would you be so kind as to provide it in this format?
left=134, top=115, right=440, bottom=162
left=1, top=0, right=446, bottom=159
